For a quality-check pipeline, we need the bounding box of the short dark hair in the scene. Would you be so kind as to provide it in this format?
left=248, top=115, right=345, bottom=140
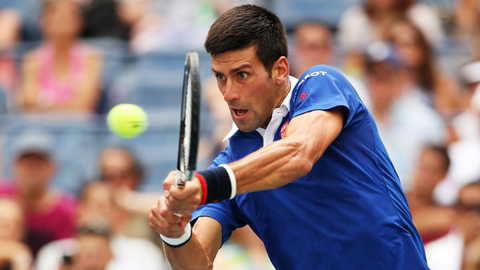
left=205, top=5, right=288, bottom=76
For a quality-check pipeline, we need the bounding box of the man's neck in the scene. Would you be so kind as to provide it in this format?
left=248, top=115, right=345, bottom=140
left=275, top=78, right=291, bottom=109
left=20, top=188, right=53, bottom=211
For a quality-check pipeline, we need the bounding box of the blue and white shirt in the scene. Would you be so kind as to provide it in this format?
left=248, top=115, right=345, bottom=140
left=193, top=65, right=430, bottom=270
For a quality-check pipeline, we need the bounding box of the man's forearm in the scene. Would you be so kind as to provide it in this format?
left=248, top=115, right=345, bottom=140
left=164, top=233, right=214, bottom=270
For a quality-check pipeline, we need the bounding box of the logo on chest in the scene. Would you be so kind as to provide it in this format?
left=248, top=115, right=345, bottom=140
left=280, top=121, right=289, bottom=139
left=300, top=93, right=309, bottom=101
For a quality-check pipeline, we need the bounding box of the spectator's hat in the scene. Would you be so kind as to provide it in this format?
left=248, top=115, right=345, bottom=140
left=12, top=129, right=54, bottom=160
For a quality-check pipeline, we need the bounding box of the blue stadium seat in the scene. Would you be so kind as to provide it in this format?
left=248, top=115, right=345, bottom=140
left=106, top=50, right=212, bottom=113
left=269, top=0, right=361, bottom=29
left=0, top=86, right=7, bottom=114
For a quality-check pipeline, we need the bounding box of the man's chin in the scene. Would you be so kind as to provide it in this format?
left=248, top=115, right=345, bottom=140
left=234, top=121, right=258, bottom=133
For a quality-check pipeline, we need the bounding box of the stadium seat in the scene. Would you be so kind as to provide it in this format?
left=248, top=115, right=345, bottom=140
left=269, top=0, right=360, bottom=30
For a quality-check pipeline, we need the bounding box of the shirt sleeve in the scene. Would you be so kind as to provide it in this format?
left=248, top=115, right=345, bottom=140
left=192, top=200, right=248, bottom=246
left=208, top=145, right=233, bottom=169
left=291, top=65, right=363, bottom=129
left=192, top=144, right=247, bottom=245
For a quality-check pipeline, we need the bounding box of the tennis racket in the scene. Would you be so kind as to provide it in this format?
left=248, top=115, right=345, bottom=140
left=176, top=51, right=201, bottom=187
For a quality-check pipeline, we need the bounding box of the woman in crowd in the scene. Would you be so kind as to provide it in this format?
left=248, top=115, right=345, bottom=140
left=18, top=0, right=103, bottom=113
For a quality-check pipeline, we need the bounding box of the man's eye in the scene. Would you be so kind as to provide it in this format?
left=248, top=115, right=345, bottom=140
left=238, top=72, right=248, bottom=79
left=216, top=74, right=226, bottom=81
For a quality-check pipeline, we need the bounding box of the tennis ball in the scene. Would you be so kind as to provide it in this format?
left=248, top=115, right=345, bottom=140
left=107, top=104, right=148, bottom=138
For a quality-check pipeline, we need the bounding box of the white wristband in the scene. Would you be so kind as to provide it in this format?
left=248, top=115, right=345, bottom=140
left=160, top=222, right=192, bottom=247
left=219, top=164, right=236, bottom=199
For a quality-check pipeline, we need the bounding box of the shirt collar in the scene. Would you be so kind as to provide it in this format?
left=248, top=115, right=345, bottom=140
left=223, top=76, right=298, bottom=143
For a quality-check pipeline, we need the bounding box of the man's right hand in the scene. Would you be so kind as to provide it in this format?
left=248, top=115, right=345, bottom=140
left=149, top=171, right=202, bottom=238
left=149, top=195, right=190, bottom=238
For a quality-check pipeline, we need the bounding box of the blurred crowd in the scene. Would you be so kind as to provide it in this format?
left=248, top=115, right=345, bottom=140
left=0, top=0, right=480, bottom=269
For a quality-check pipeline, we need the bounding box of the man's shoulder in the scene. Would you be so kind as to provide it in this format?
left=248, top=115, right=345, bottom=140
left=295, top=65, right=345, bottom=88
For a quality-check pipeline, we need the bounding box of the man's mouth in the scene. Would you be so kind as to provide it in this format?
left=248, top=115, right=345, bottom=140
left=234, top=109, right=247, bottom=115
left=232, top=108, right=249, bottom=118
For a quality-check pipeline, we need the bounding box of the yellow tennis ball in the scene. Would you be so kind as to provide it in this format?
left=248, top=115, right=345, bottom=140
left=107, top=104, right=148, bottom=138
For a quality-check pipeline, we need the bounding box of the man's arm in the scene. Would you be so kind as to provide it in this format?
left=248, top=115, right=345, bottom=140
left=163, top=217, right=222, bottom=270
left=231, top=107, right=344, bottom=193
left=166, top=107, right=344, bottom=211
left=149, top=176, right=223, bottom=270
left=152, top=107, right=344, bottom=268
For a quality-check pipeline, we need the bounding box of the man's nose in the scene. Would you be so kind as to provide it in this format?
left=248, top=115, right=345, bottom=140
left=223, top=80, right=240, bottom=102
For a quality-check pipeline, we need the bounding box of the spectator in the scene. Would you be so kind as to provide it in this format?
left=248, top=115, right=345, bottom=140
left=386, top=19, right=463, bottom=118
left=406, top=145, right=455, bottom=244
left=337, top=0, right=445, bottom=75
left=0, top=5, right=20, bottom=106
left=18, top=0, right=103, bottom=113
left=452, top=0, right=480, bottom=56
left=436, top=60, right=480, bottom=205
left=288, top=20, right=334, bottom=78
left=128, top=0, right=217, bottom=53
left=79, top=0, right=134, bottom=41
left=97, top=145, right=160, bottom=244
left=0, top=129, right=77, bottom=257
left=424, top=181, right=480, bottom=270
left=98, top=145, right=143, bottom=191
left=363, top=41, right=447, bottom=191
left=58, top=226, right=114, bottom=270
left=0, top=198, right=33, bottom=270
left=451, top=60, right=480, bottom=142
left=287, top=20, right=370, bottom=107
left=35, top=182, right=166, bottom=270
left=128, top=0, right=265, bottom=54
left=0, top=7, right=20, bottom=50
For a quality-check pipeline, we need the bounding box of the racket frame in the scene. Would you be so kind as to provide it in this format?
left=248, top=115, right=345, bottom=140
left=176, top=51, right=201, bottom=187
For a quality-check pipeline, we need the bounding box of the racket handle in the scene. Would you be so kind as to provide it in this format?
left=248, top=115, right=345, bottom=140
left=173, top=170, right=194, bottom=216
left=175, top=170, right=186, bottom=187
left=176, top=170, right=195, bottom=187
left=174, top=171, right=184, bottom=217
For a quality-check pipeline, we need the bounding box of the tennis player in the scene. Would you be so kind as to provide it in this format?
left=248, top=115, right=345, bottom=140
left=150, top=5, right=430, bottom=270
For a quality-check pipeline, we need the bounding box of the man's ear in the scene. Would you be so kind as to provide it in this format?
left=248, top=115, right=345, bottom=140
left=274, top=56, right=290, bottom=85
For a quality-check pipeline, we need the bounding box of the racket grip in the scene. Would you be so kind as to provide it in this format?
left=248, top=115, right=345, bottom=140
left=174, top=171, right=184, bottom=217
left=175, top=170, right=186, bottom=187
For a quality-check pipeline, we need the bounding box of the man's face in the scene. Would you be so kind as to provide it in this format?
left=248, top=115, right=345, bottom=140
left=211, top=46, right=285, bottom=133
left=99, top=149, right=139, bottom=191
left=74, top=234, right=113, bottom=270
left=411, top=148, right=447, bottom=197
left=366, top=62, right=405, bottom=107
left=294, top=23, right=332, bottom=68
left=13, top=153, right=54, bottom=195
left=42, top=1, right=82, bottom=42
left=78, top=184, right=116, bottom=227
